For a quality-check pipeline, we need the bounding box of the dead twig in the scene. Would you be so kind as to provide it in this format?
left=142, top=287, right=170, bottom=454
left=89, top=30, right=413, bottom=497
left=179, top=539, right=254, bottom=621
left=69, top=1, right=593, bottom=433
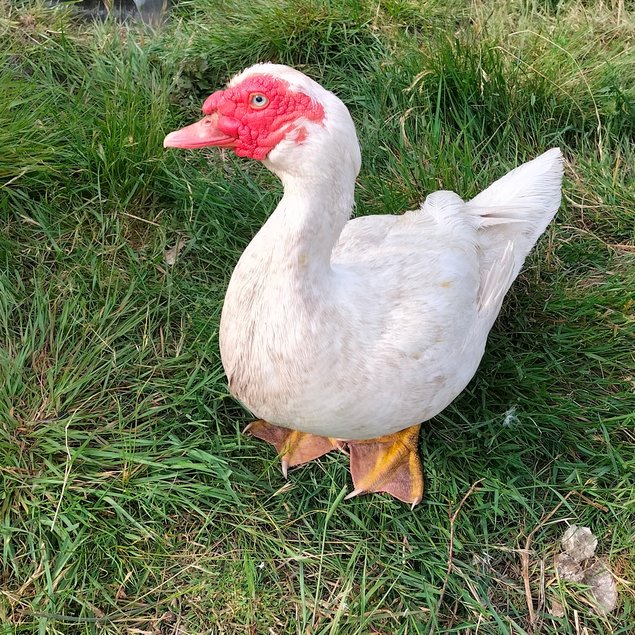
left=429, top=479, right=483, bottom=635
left=572, top=491, right=609, bottom=512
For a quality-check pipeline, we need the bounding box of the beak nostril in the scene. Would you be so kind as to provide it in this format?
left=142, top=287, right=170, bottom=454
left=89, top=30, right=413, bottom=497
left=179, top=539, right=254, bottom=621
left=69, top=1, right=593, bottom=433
left=202, top=113, right=221, bottom=127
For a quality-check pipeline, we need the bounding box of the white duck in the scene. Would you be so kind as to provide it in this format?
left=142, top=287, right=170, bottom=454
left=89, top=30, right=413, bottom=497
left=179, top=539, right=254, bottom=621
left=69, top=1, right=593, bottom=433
left=165, top=63, right=563, bottom=505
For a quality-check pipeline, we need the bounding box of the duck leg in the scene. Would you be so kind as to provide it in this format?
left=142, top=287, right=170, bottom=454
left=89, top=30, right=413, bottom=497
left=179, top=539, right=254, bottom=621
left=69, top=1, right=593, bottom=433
left=245, top=420, right=343, bottom=478
left=345, top=424, right=423, bottom=507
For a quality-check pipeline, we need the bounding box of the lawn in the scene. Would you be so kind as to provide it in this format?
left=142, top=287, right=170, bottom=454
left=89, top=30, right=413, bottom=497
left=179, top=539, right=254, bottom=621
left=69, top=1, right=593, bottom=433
left=1, top=0, right=634, bottom=633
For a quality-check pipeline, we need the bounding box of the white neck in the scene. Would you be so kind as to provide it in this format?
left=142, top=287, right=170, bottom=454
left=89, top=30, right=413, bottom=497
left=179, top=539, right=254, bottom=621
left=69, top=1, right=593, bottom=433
left=268, top=162, right=356, bottom=273
left=244, top=94, right=362, bottom=286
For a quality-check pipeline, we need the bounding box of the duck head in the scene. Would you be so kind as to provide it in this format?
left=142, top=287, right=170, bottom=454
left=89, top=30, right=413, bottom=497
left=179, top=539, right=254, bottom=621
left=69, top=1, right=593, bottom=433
left=164, top=64, right=361, bottom=180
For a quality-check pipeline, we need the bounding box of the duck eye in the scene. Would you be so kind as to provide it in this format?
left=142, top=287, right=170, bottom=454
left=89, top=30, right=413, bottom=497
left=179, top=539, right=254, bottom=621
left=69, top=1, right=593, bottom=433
left=249, top=93, right=269, bottom=109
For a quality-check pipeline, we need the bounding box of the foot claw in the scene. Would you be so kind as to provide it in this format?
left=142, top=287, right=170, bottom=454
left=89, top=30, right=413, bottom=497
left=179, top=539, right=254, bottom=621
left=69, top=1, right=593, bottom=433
left=344, top=487, right=363, bottom=501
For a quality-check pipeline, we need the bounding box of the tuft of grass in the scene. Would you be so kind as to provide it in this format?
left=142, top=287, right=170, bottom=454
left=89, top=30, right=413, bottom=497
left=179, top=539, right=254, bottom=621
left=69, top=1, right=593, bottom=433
left=1, top=0, right=634, bottom=633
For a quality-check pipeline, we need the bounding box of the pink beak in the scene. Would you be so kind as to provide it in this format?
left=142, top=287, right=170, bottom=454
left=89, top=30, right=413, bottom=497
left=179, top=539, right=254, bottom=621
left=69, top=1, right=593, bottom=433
left=163, top=114, right=235, bottom=150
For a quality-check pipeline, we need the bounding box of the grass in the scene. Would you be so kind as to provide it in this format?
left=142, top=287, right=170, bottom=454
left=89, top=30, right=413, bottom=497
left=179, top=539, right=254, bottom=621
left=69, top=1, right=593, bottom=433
left=1, top=0, right=634, bottom=632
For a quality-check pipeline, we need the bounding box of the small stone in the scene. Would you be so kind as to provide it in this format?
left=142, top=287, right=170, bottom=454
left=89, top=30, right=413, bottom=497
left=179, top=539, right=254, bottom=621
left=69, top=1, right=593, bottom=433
left=549, top=599, right=565, bottom=617
left=164, top=236, right=187, bottom=265
left=561, top=525, right=597, bottom=562
left=583, top=560, right=618, bottom=615
left=555, top=552, right=584, bottom=582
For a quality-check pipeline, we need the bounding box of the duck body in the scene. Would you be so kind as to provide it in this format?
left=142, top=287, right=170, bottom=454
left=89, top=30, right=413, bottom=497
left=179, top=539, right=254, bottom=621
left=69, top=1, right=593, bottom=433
left=220, top=191, right=487, bottom=440
left=165, top=63, right=563, bottom=502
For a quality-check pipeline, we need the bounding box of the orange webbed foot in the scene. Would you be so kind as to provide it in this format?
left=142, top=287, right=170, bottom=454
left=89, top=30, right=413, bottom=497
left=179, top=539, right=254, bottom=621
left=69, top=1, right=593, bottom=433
left=345, top=424, right=423, bottom=507
left=245, top=420, right=343, bottom=477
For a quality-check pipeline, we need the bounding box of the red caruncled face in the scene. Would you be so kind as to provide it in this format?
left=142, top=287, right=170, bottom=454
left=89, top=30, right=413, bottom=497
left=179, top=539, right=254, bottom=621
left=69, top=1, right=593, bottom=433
left=164, top=75, right=325, bottom=161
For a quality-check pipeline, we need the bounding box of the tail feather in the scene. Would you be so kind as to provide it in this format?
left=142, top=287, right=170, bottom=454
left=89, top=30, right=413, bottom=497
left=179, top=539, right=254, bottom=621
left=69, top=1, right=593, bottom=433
left=466, top=148, right=563, bottom=314
left=478, top=240, right=516, bottom=312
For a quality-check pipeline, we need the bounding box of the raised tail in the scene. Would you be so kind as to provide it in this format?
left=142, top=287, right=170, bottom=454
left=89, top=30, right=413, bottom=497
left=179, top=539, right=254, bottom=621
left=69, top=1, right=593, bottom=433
left=466, top=148, right=564, bottom=318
